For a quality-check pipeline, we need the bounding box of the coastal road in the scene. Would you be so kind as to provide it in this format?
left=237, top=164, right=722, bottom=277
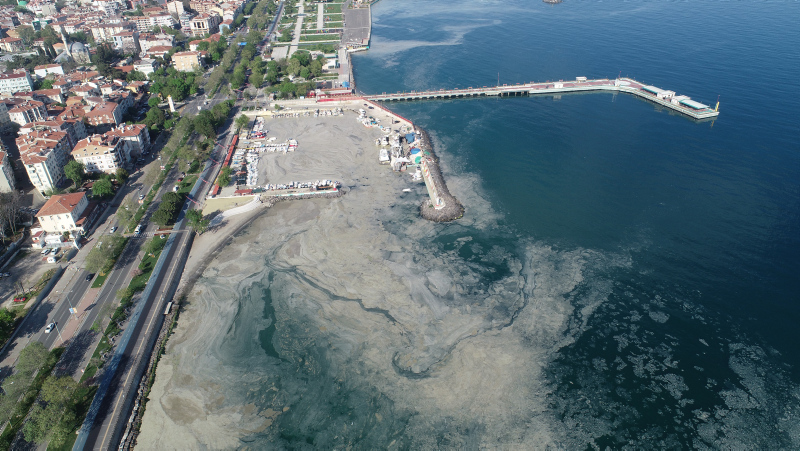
left=76, top=83, right=242, bottom=451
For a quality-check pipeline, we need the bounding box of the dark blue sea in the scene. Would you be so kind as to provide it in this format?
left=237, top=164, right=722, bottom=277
left=351, top=0, right=800, bottom=447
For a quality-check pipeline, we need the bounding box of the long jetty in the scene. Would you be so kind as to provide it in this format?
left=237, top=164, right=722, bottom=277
left=363, top=77, right=720, bottom=120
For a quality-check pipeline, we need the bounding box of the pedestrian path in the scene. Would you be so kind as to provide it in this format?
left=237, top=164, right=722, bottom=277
left=317, top=2, right=323, bottom=29
left=209, top=196, right=264, bottom=228
left=288, top=0, right=305, bottom=56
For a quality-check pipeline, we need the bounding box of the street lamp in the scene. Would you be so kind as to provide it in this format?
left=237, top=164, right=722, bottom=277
left=53, top=322, right=65, bottom=344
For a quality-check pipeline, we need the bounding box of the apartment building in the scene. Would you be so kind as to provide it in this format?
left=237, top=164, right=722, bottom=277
left=105, top=124, right=150, bottom=158
left=18, top=130, right=71, bottom=193
left=8, top=101, right=48, bottom=126
left=0, top=149, right=15, bottom=193
left=172, top=51, right=206, bottom=72
left=0, top=71, right=34, bottom=94
left=190, top=13, right=222, bottom=37
left=35, top=192, right=89, bottom=235
left=72, top=134, right=126, bottom=174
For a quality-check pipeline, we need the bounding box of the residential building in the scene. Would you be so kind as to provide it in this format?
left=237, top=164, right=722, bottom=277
left=172, top=51, right=205, bottom=72
left=83, top=101, right=123, bottom=131
left=112, top=31, right=140, bottom=55
left=146, top=45, right=172, bottom=59
left=0, top=71, right=34, bottom=93
left=190, top=13, right=221, bottom=37
left=90, top=22, right=135, bottom=42
left=138, top=32, right=174, bottom=54
left=179, top=11, right=196, bottom=30
left=0, top=149, right=15, bottom=193
left=166, top=0, right=184, bottom=15
left=0, top=103, right=11, bottom=133
left=8, top=100, right=48, bottom=126
left=33, top=64, right=65, bottom=78
left=20, top=119, right=87, bottom=149
left=93, top=0, right=122, bottom=16
left=72, top=134, right=127, bottom=173
left=34, top=88, right=67, bottom=104
left=105, top=123, right=150, bottom=157
left=133, top=58, right=159, bottom=75
left=0, top=37, right=23, bottom=53
left=18, top=130, right=71, bottom=193
left=35, top=192, right=90, bottom=235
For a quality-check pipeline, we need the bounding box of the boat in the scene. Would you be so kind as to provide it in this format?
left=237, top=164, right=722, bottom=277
left=402, top=188, right=412, bottom=193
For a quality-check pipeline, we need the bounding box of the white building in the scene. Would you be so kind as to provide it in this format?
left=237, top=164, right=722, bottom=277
left=18, top=130, right=71, bottom=194
left=0, top=71, right=34, bottom=94
left=0, top=149, right=15, bottom=193
left=105, top=124, right=150, bottom=158
left=72, top=134, right=127, bottom=174
left=33, top=64, right=65, bottom=78
left=35, top=192, right=89, bottom=235
left=8, top=101, right=48, bottom=126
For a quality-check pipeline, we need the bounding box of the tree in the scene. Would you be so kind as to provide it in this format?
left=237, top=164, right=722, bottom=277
left=23, top=375, right=78, bottom=444
left=148, top=97, right=160, bottom=108
left=186, top=209, right=210, bottom=233
left=16, top=25, right=35, bottom=46
left=193, top=110, right=216, bottom=138
left=279, top=29, right=292, bottom=42
left=17, top=342, right=49, bottom=375
left=287, top=58, right=301, bottom=76
left=145, top=106, right=166, bottom=130
left=217, top=166, right=232, bottom=187
left=64, top=160, right=85, bottom=187
left=151, top=204, right=177, bottom=226
left=0, top=191, right=24, bottom=237
left=115, top=167, right=128, bottom=182
left=127, top=70, right=148, bottom=82
left=92, top=178, right=113, bottom=197
left=39, top=79, right=54, bottom=90
left=235, top=114, right=249, bottom=131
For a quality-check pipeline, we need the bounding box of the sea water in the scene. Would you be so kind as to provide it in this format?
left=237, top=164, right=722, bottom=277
left=140, top=0, right=800, bottom=448
left=352, top=0, right=800, bottom=447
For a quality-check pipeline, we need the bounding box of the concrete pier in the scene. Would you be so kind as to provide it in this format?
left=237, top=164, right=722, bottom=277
left=364, top=77, right=720, bottom=120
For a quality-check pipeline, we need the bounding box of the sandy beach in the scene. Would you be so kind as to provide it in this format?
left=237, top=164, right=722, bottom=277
left=135, top=102, right=605, bottom=449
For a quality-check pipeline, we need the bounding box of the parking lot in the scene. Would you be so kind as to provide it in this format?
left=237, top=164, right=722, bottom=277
left=0, top=248, right=62, bottom=309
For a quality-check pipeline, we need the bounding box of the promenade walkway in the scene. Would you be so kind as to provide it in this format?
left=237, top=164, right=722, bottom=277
left=288, top=0, right=305, bottom=56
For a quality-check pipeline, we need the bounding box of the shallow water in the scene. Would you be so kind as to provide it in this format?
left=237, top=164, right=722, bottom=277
left=138, top=0, right=800, bottom=448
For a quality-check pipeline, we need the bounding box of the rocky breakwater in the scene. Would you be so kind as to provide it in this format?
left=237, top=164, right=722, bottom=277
left=417, top=129, right=465, bottom=222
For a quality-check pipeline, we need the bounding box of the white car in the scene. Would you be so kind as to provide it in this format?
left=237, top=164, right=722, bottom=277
left=45, top=322, right=55, bottom=334
left=110, top=226, right=118, bottom=233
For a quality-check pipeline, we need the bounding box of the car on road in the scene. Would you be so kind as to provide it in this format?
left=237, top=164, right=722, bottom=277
left=134, top=224, right=142, bottom=235
left=45, top=322, right=55, bottom=334
left=0, top=273, right=9, bottom=277
left=110, top=226, right=118, bottom=233
left=85, top=273, right=94, bottom=281
left=139, top=194, right=145, bottom=200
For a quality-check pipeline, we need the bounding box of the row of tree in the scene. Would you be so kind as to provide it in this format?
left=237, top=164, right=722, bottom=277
left=152, top=192, right=185, bottom=227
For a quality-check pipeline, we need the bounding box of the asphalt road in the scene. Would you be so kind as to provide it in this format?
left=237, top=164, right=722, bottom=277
left=81, top=115, right=237, bottom=451
left=77, top=25, right=252, bottom=449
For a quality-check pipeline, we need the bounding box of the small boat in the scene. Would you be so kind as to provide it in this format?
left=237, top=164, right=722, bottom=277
left=402, top=188, right=412, bottom=193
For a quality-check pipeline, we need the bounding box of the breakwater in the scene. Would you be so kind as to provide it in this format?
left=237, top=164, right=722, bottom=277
left=416, top=129, right=465, bottom=222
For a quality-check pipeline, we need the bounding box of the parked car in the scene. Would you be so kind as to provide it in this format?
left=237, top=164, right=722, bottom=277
left=45, top=322, right=55, bottom=334
left=41, top=248, right=50, bottom=255
left=110, top=226, right=118, bottom=233
left=139, top=194, right=145, bottom=200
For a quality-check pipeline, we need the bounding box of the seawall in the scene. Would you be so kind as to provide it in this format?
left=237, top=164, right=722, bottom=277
left=416, top=129, right=465, bottom=222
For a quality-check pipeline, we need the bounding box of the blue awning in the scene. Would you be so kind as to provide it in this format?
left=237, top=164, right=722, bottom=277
left=406, top=134, right=415, bottom=143
left=679, top=99, right=709, bottom=110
